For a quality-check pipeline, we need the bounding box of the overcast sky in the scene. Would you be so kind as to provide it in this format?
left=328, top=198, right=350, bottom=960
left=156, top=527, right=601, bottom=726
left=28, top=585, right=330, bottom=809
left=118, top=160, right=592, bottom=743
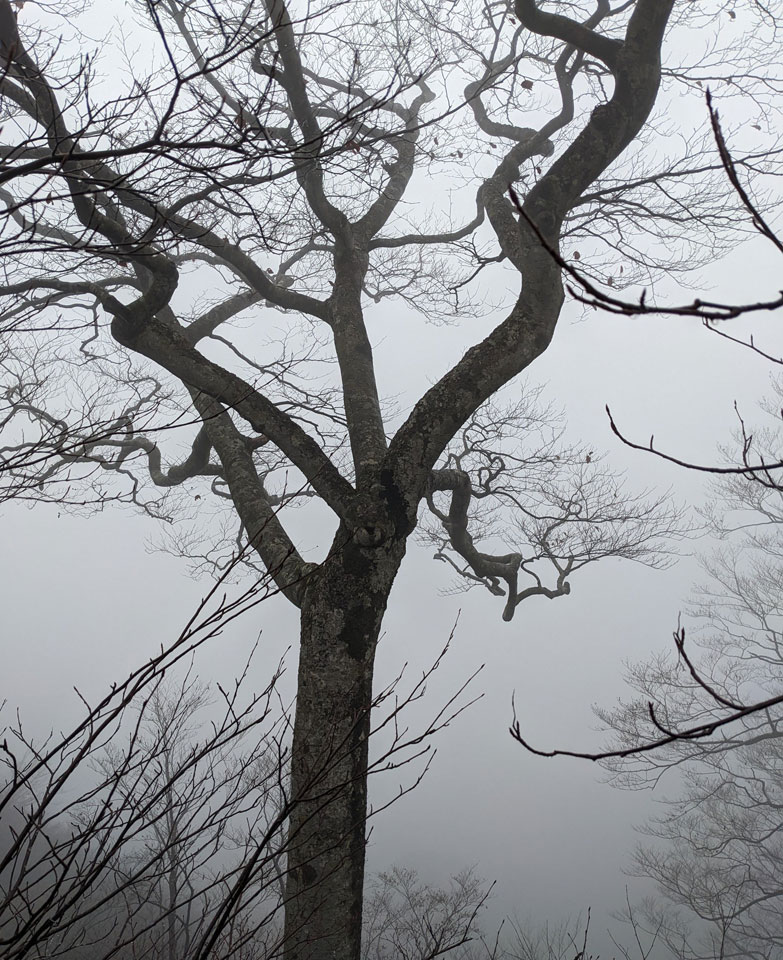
left=3, top=3, right=783, bottom=956
left=5, top=226, right=782, bottom=955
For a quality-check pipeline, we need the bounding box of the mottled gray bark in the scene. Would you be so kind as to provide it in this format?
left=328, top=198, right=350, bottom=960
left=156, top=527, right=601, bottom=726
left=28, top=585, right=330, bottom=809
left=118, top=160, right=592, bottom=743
left=283, top=530, right=405, bottom=960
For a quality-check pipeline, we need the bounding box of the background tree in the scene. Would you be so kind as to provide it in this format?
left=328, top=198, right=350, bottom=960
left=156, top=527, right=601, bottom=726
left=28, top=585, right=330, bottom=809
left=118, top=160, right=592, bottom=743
left=1, top=565, right=477, bottom=960
left=0, top=573, right=293, bottom=960
left=597, top=373, right=783, bottom=959
left=362, top=867, right=491, bottom=960
left=81, top=681, right=289, bottom=960
left=499, top=93, right=783, bottom=958
left=1, top=1, right=778, bottom=957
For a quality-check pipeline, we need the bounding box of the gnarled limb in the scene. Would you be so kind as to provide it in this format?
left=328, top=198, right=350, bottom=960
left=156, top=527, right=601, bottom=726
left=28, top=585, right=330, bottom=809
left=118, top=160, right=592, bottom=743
left=189, top=392, right=315, bottom=605
left=387, top=0, right=677, bottom=520
left=424, top=398, right=684, bottom=621
left=427, top=467, right=571, bottom=621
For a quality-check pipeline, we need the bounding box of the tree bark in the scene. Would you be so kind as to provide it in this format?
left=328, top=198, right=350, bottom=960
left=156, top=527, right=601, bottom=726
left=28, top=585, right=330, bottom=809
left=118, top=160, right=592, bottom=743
left=283, top=528, right=406, bottom=960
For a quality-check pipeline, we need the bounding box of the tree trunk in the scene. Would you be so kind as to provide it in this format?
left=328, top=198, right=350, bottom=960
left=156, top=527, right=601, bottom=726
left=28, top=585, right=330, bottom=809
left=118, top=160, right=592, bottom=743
left=283, top=528, right=405, bottom=960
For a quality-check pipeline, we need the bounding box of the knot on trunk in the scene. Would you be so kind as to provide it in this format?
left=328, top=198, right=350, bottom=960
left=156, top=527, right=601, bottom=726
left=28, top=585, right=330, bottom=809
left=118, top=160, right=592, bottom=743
left=354, top=523, right=388, bottom=547
left=345, top=490, right=395, bottom=548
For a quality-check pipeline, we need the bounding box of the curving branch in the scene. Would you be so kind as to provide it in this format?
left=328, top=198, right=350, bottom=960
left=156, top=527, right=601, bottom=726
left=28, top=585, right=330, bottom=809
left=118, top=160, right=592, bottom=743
left=188, top=391, right=315, bottom=605
left=427, top=467, right=571, bottom=622
left=511, top=626, right=783, bottom=763
left=606, top=405, right=783, bottom=481
left=423, top=398, right=684, bottom=622
left=262, top=0, right=349, bottom=237
left=387, top=0, right=676, bottom=520
left=356, top=81, right=436, bottom=241
left=514, top=0, right=621, bottom=71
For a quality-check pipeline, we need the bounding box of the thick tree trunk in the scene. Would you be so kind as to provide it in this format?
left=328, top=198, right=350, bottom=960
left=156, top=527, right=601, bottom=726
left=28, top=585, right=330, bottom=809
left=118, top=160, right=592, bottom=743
left=283, top=528, right=406, bottom=960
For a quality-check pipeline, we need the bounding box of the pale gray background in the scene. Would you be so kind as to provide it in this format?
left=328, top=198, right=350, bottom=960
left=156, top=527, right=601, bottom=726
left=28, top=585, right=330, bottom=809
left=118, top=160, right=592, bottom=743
left=4, top=233, right=781, bottom=952
left=3, top=2, right=783, bottom=950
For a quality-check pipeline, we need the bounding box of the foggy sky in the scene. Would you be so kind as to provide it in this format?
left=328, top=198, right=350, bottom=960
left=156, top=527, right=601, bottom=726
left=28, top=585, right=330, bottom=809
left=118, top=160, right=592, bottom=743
left=3, top=4, right=783, bottom=954
left=4, top=230, right=782, bottom=955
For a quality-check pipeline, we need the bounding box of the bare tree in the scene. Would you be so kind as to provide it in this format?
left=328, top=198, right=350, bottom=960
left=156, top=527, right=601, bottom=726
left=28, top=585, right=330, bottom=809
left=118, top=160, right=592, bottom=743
left=362, top=866, right=491, bottom=960
left=1, top=555, right=479, bottom=960
left=0, top=561, right=291, bottom=960
left=593, top=376, right=783, bottom=959
left=78, top=681, right=289, bottom=960
left=1, top=1, right=777, bottom=956
left=494, top=89, right=783, bottom=958
left=506, top=93, right=783, bottom=763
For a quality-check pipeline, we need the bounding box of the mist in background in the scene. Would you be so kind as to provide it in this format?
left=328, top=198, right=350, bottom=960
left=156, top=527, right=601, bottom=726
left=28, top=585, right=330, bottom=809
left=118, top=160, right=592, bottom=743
left=4, top=199, right=781, bottom=955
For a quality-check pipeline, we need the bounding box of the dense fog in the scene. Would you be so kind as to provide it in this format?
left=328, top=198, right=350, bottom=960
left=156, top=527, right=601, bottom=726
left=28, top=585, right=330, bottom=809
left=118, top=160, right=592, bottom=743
left=2, top=1, right=783, bottom=958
